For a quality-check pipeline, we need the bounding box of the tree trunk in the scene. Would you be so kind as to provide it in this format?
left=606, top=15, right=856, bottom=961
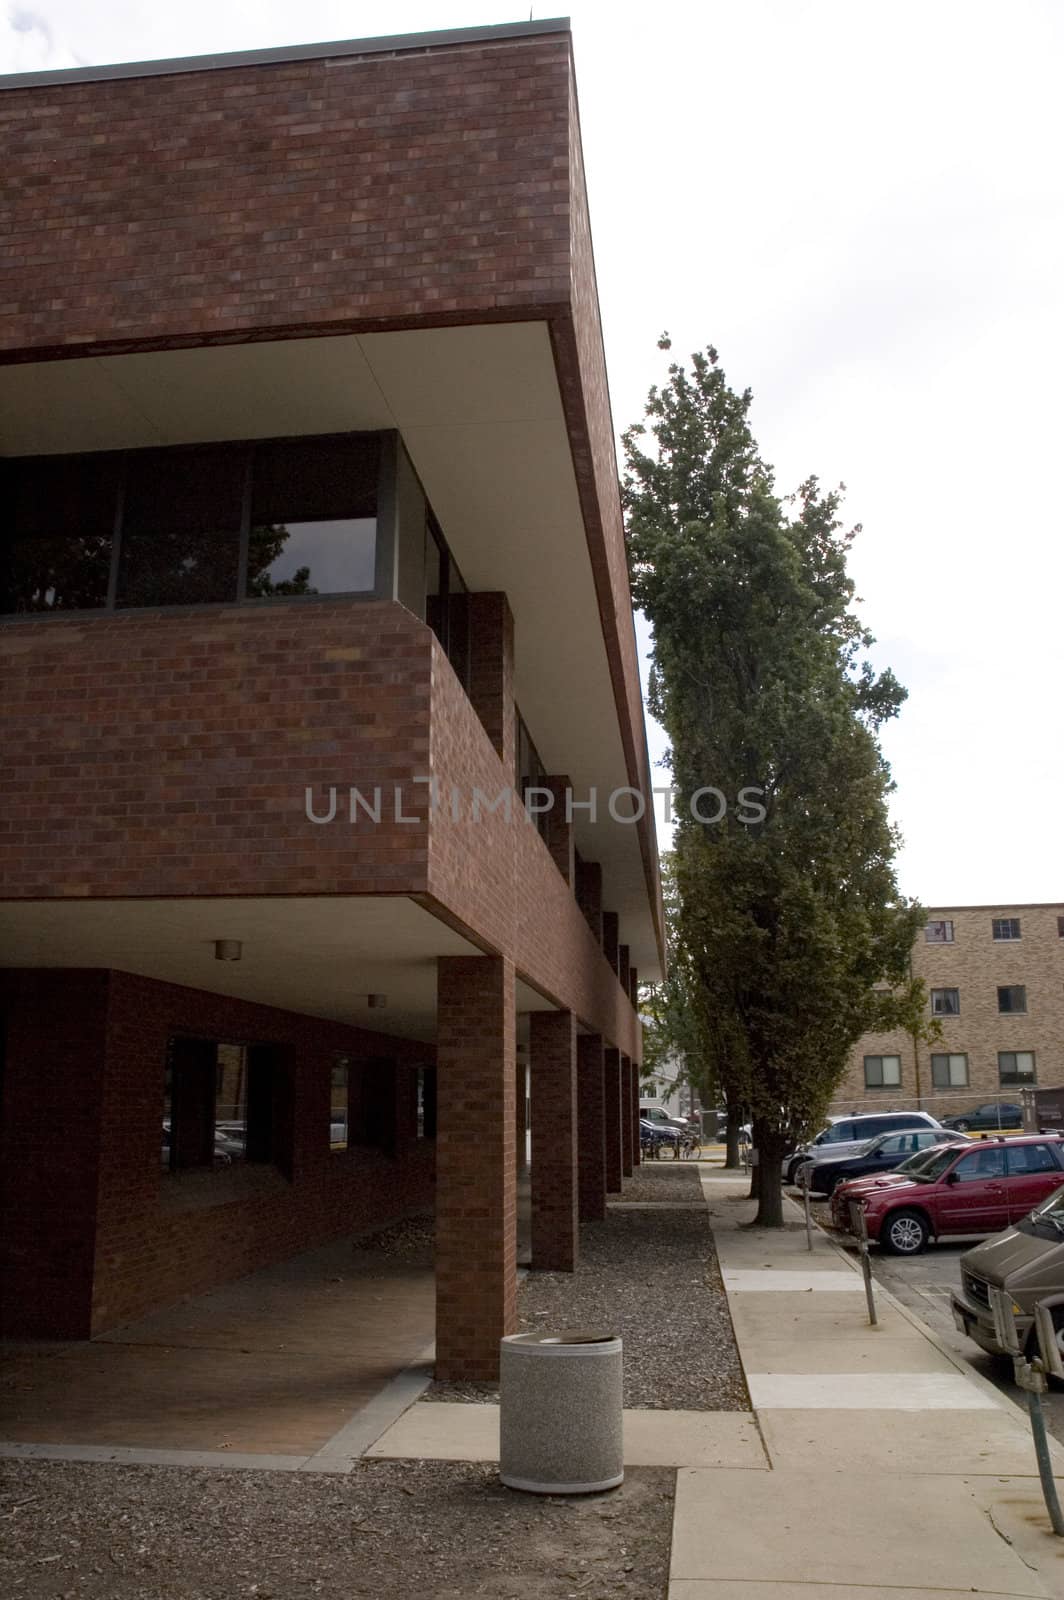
left=724, top=1091, right=743, bottom=1170
left=754, top=1122, right=788, bottom=1227
left=749, top=1114, right=766, bottom=1200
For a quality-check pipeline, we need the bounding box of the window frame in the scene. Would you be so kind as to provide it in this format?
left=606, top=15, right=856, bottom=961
left=930, top=987, right=960, bottom=1016
left=997, top=985, right=1028, bottom=1015
left=925, top=919, right=955, bottom=944
left=992, top=917, right=1022, bottom=941
left=998, top=1050, right=1037, bottom=1086
left=864, top=1054, right=902, bottom=1089
left=930, top=1051, right=969, bottom=1089
left=2, top=431, right=395, bottom=621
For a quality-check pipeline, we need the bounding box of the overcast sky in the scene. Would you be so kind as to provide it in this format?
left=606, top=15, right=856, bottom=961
left=4, top=0, right=1061, bottom=907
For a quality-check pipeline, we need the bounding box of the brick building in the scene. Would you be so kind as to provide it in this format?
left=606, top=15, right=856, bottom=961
left=0, top=20, right=663, bottom=1381
left=833, top=904, right=1064, bottom=1119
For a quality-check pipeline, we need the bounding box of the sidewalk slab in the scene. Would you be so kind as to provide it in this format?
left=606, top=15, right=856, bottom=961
left=366, top=1402, right=768, bottom=1469
left=758, top=1408, right=1064, bottom=1475
left=738, top=1336, right=959, bottom=1374
left=669, top=1587, right=1037, bottom=1600
left=747, top=1371, right=999, bottom=1409
left=722, top=1269, right=866, bottom=1292
left=727, top=1292, right=908, bottom=1341
left=669, top=1466, right=1050, bottom=1595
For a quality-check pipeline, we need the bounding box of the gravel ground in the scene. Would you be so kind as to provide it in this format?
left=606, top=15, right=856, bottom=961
left=0, top=1459, right=674, bottom=1600
left=617, top=1165, right=705, bottom=1203
left=429, top=1166, right=748, bottom=1412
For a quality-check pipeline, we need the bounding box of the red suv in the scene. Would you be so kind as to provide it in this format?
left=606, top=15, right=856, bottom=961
left=831, top=1135, right=1064, bottom=1255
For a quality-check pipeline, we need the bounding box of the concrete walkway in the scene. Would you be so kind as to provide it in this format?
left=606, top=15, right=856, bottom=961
left=690, top=1171, right=1064, bottom=1599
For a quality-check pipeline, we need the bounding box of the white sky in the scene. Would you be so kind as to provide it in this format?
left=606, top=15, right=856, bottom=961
left=4, top=0, right=1062, bottom=906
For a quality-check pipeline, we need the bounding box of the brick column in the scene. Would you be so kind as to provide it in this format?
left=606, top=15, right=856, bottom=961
left=541, top=775, right=574, bottom=887
left=631, top=1060, right=642, bottom=1166
left=576, top=857, right=603, bottom=944
left=530, top=1009, right=579, bottom=1271
left=618, top=943, right=630, bottom=1000
left=620, top=1054, right=634, bottom=1177
left=602, top=912, right=619, bottom=974
left=468, top=592, right=515, bottom=777
left=436, top=955, right=516, bottom=1381
left=629, top=966, right=639, bottom=1007
left=577, top=1033, right=607, bottom=1220
left=603, top=1047, right=623, bottom=1194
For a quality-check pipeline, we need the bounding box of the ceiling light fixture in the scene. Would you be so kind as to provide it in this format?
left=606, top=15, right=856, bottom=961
left=214, top=939, right=243, bottom=962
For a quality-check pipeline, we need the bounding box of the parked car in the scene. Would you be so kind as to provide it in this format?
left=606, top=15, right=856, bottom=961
left=940, top=1102, right=1023, bottom=1134
left=832, top=1134, right=1064, bottom=1255
left=950, top=1183, right=1064, bottom=1360
left=639, top=1117, right=682, bottom=1153
left=797, top=1127, right=960, bottom=1197
left=640, top=1105, right=689, bottom=1131
left=785, top=1111, right=943, bottom=1187
left=161, top=1122, right=236, bottom=1169
left=830, top=1138, right=973, bottom=1213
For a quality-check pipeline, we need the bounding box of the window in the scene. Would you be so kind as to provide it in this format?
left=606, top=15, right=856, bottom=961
left=992, top=917, right=1022, bottom=941
left=998, top=985, right=1027, bottom=1014
left=2, top=433, right=382, bottom=616
left=331, top=1058, right=350, bottom=1151
left=952, top=1147, right=1006, bottom=1183
left=1006, top=1143, right=1061, bottom=1176
left=925, top=919, right=955, bottom=944
left=999, top=1050, right=1036, bottom=1085
left=1058, top=916, right=1064, bottom=938
left=164, top=1037, right=249, bottom=1171
left=931, top=1052, right=969, bottom=1088
left=864, top=1055, right=901, bottom=1089
left=516, top=708, right=550, bottom=840
left=931, top=988, right=960, bottom=1016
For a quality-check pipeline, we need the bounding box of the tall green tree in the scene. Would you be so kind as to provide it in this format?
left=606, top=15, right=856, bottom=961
left=623, top=340, right=923, bottom=1224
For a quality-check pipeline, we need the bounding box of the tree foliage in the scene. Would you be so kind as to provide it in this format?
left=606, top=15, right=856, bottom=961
left=623, top=340, right=924, bottom=1223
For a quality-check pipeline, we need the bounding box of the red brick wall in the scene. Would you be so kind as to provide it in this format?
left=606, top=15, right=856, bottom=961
left=0, top=967, right=434, bottom=1336
left=0, top=601, right=433, bottom=899
left=0, top=35, right=572, bottom=359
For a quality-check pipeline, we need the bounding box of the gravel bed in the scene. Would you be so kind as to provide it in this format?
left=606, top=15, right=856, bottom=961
left=0, top=1459, right=674, bottom=1600
left=617, top=1164, right=705, bottom=1203
left=428, top=1190, right=748, bottom=1412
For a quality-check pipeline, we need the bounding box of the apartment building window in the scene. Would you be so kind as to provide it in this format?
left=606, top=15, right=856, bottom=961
left=864, top=1054, right=901, bottom=1088
left=1057, top=916, right=1064, bottom=938
left=992, top=917, right=1022, bottom=941
left=931, top=1052, right=969, bottom=1088
left=999, top=1050, right=1036, bottom=1085
left=998, top=985, right=1027, bottom=1014
left=925, top=920, right=955, bottom=944
left=2, top=433, right=382, bottom=615
left=931, top=988, right=960, bottom=1016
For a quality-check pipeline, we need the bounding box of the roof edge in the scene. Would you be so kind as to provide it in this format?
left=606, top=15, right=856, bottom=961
left=0, top=16, right=571, bottom=91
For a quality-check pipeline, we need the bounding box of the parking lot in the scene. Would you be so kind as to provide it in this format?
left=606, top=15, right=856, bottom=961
left=804, top=1195, right=1064, bottom=1444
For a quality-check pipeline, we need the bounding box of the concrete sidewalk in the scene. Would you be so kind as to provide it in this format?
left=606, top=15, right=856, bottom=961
left=688, top=1171, right=1064, bottom=1599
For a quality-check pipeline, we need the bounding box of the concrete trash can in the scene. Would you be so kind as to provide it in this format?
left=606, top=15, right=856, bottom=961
left=499, top=1327, right=623, bottom=1494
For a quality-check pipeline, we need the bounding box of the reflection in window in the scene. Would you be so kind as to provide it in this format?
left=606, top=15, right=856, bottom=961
left=331, top=1058, right=350, bottom=1151
left=163, top=1038, right=248, bottom=1171
left=864, top=1054, right=901, bottom=1088
left=1, top=454, right=120, bottom=613
left=931, top=1052, right=968, bottom=1088
left=247, top=518, right=375, bottom=597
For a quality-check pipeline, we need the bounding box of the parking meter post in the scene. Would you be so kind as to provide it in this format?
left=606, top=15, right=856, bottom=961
left=847, top=1200, right=877, bottom=1327
left=803, top=1177, right=814, bottom=1253
left=1028, top=1390, right=1064, bottom=1538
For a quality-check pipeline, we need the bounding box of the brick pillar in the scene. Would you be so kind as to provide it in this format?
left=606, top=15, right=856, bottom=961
left=515, top=1056, right=528, bottom=1174
left=629, top=966, right=638, bottom=1007
left=577, top=1034, right=607, bottom=1220
left=576, top=857, right=603, bottom=944
left=436, top=955, right=516, bottom=1381
left=620, top=1054, right=634, bottom=1177
left=530, top=1009, right=579, bottom=1271
left=618, top=943, right=630, bottom=1000
left=541, top=775, right=574, bottom=887
left=602, top=912, right=619, bottom=974
left=468, top=592, right=515, bottom=777
left=630, top=1057, right=641, bottom=1167
left=603, top=1047, right=623, bottom=1193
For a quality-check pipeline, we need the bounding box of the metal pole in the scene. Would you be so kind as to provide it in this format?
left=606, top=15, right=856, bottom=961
left=1029, top=1391, right=1064, bottom=1538
left=849, top=1201, right=878, bottom=1326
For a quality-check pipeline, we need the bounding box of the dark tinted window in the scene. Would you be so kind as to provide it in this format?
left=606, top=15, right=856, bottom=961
left=118, top=446, right=243, bottom=607
left=1006, top=1143, right=1061, bottom=1176
left=952, top=1147, right=1006, bottom=1183
left=2, top=454, right=120, bottom=613
left=249, top=436, right=379, bottom=598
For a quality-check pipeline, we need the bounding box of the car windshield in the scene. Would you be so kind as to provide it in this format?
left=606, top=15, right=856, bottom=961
left=909, top=1146, right=962, bottom=1183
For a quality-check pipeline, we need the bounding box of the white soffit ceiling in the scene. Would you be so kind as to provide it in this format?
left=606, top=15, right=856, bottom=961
left=0, top=895, right=557, bottom=1039
left=0, top=324, right=660, bottom=974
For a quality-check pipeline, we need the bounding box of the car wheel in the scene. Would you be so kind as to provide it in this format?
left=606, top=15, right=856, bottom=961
left=791, top=1160, right=811, bottom=1188
left=953, top=1119, right=971, bottom=1132
left=879, top=1209, right=929, bottom=1255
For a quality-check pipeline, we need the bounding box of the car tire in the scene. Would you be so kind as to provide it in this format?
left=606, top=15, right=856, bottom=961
left=953, top=1120, right=971, bottom=1132
left=878, top=1208, right=929, bottom=1255
left=790, top=1159, right=811, bottom=1189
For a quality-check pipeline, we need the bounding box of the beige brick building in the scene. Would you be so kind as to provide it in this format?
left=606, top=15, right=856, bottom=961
left=833, top=904, right=1064, bottom=1120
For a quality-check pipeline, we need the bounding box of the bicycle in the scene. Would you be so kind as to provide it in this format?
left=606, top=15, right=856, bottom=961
left=679, top=1132, right=702, bottom=1161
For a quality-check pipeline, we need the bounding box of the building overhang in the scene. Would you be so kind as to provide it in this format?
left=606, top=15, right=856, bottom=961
left=0, top=321, right=663, bottom=977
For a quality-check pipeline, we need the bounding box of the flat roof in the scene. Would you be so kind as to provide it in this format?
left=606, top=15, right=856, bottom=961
left=0, top=16, right=571, bottom=91
left=928, top=903, right=1063, bottom=914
